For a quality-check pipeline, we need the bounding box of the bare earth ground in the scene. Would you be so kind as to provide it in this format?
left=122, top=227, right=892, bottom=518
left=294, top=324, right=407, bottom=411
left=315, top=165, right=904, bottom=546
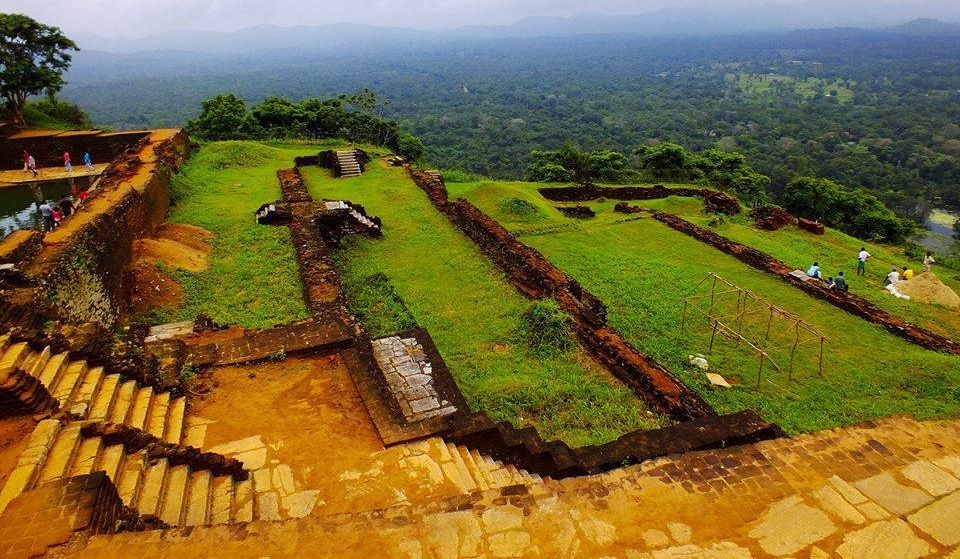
left=128, top=223, right=213, bottom=314
left=0, top=417, right=35, bottom=489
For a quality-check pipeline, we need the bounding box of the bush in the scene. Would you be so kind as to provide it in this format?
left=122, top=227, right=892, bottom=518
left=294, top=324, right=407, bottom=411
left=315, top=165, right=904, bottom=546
left=441, top=168, right=487, bottom=183
left=518, top=300, right=574, bottom=357
left=497, top=197, right=542, bottom=219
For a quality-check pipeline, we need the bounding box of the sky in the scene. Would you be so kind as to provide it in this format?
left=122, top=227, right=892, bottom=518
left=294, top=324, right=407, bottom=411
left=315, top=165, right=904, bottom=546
left=4, top=0, right=960, bottom=38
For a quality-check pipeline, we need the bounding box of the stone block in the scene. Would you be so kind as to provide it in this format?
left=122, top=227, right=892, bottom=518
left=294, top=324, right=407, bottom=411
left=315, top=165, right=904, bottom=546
left=410, top=396, right=441, bottom=414
left=835, top=518, right=931, bottom=559
left=901, top=460, right=960, bottom=497
left=907, top=491, right=960, bottom=546
left=854, top=473, right=933, bottom=515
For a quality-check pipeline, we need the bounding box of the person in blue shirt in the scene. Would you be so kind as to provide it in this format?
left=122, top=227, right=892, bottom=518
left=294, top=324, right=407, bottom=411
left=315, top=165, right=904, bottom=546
left=807, top=261, right=821, bottom=279
left=83, top=151, right=94, bottom=171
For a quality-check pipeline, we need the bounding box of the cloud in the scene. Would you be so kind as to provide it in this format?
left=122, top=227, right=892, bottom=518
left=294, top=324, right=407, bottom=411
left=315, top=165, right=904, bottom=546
left=4, top=0, right=959, bottom=37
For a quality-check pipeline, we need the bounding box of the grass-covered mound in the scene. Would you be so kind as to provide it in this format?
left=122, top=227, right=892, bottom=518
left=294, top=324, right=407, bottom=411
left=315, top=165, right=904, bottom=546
left=449, top=178, right=960, bottom=434
left=302, top=158, right=666, bottom=446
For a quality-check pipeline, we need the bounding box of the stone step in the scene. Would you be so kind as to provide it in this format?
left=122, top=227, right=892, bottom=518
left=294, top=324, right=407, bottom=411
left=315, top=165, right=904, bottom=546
left=146, top=392, right=170, bottom=439
left=0, top=419, right=62, bottom=515
left=184, top=470, right=212, bottom=526
left=458, top=446, right=489, bottom=491
left=24, top=346, right=51, bottom=378
left=0, top=342, right=32, bottom=377
left=158, top=464, right=190, bottom=526
left=126, top=387, right=154, bottom=430
left=165, top=397, right=187, bottom=445
left=67, top=366, right=105, bottom=417
left=446, top=443, right=478, bottom=493
left=51, top=360, right=87, bottom=404
left=469, top=449, right=494, bottom=490
left=87, top=374, right=120, bottom=421
left=234, top=478, right=255, bottom=523
left=95, top=443, right=125, bottom=480
left=108, top=380, right=138, bottom=424
left=116, top=452, right=146, bottom=507
left=35, top=425, right=82, bottom=485
left=135, top=458, right=169, bottom=519
left=209, top=476, right=233, bottom=525
left=37, top=352, right=69, bottom=390
left=68, top=436, right=102, bottom=477
left=182, top=416, right=206, bottom=448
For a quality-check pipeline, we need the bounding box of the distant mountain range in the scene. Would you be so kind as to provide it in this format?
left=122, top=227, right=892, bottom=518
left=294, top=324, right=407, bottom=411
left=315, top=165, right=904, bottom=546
left=69, top=8, right=960, bottom=55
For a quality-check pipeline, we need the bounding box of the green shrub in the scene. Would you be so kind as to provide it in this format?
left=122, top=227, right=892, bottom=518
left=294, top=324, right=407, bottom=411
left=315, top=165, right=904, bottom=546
left=497, top=197, right=542, bottom=220
left=442, top=169, right=487, bottom=183
left=518, top=300, right=574, bottom=357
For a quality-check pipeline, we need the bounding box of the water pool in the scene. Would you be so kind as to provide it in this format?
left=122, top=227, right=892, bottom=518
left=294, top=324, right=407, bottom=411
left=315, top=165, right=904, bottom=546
left=0, top=177, right=94, bottom=237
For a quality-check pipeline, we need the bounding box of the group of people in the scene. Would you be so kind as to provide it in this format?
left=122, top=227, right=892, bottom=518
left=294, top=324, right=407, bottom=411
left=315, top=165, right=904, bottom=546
left=35, top=192, right=84, bottom=231
left=803, top=247, right=936, bottom=293
left=21, top=149, right=94, bottom=177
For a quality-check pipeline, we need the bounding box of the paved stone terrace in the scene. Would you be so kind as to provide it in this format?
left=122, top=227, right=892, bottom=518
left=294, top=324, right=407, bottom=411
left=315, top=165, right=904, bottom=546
left=42, top=415, right=960, bottom=558
left=372, top=335, right=457, bottom=422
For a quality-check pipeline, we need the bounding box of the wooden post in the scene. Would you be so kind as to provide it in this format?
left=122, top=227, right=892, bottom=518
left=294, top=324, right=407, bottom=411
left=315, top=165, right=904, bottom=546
left=818, top=337, right=825, bottom=378
left=707, top=275, right=718, bottom=319
left=709, top=320, right=720, bottom=352
left=763, top=307, right=775, bottom=347
left=757, top=351, right=765, bottom=389
left=788, top=323, right=800, bottom=381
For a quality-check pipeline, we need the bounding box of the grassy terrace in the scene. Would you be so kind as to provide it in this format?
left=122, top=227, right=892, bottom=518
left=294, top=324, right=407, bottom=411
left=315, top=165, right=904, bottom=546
left=651, top=196, right=960, bottom=343
left=447, top=180, right=960, bottom=434
left=163, top=142, right=315, bottom=328
left=300, top=156, right=665, bottom=446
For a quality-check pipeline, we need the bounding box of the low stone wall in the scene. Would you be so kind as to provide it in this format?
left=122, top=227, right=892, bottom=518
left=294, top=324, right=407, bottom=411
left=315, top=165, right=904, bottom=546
left=409, top=169, right=714, bottom=421
left=0, top=130, right=150, bottom=170
left=0, top=471, right=143, bottom=559
left=19, top=129, right=189, bottom=329
left=80, top=422, right=248, bottom=480
left=539, top=184, right=742, bottom=215
left=652, top=211, right=960, bottom=355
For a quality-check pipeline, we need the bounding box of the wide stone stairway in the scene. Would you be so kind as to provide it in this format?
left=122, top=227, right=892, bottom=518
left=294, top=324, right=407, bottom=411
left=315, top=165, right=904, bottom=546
left=335, top=151, right=362, bottom=178
left=0, top=336, right=254, bottom=528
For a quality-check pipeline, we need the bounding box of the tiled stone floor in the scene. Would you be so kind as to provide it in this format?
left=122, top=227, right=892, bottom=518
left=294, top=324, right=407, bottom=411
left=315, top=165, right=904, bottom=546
left=42, top=415, right=960, bottom=558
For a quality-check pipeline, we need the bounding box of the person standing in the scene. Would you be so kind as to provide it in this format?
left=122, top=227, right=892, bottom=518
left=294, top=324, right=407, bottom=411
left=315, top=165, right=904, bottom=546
left=27, top=154, right=38, bottom=178
left=51, top=207, right=62, bottom=228
left=83, top=151, right=93, bottom=171
left=63, top=151, right=72, bottom=172
left=923, top=252, right=935, bottom=273
left=22, top=149, right=30, bottom=171
left=38, top=200, right=53, bottom=231
left=857, top=247, right=871, bottom=276
left=59, top=195, right=74, bottom=218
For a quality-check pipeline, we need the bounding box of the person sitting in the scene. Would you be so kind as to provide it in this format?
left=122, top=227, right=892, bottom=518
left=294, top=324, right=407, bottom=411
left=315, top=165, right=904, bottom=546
left=834, top=272, right=849, bottom=292
left=827, top=276, right=835, bottom=288
left=902, top=266, right=914, bottom=280
left=807, top=261, right=821, bottom=279
left=885, top=267, right=900, bottom=286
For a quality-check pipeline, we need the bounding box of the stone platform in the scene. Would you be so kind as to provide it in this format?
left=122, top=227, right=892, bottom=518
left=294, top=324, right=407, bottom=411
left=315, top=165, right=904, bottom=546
left=43, top=415, right=960, bottom=559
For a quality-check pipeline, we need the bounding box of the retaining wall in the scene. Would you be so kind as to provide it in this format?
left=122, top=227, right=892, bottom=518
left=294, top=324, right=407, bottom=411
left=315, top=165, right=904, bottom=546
left=539, top=184, right=742, bottom=214
left=410, top=169, right=715, bottom=421
left=653, top=211, right=960, bottom=355
left=0, top=130, right=150, bottom=170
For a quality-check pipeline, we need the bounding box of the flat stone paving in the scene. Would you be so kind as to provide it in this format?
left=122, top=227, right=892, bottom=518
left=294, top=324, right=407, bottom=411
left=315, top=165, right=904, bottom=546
left=47, top=415, right=960, bottom=558
left=372, top=336, right=457, bottom=422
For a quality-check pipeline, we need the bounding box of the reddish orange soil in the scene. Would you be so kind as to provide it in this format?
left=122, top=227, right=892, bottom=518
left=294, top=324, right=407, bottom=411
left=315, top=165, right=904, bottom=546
left=0, top=416, right=38, bottom=487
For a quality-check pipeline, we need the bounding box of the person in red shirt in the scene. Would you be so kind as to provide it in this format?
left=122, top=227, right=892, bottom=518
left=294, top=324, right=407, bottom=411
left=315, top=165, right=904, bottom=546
left=51, top=207, right=62, bottom=227
left=22, top=150, right=30, bottom=171
left=63, top=151, right=72, bottom=172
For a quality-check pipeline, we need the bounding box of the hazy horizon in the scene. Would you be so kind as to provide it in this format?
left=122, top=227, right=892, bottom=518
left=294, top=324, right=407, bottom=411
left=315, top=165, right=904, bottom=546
left=5, top=0, right=960, bottom=39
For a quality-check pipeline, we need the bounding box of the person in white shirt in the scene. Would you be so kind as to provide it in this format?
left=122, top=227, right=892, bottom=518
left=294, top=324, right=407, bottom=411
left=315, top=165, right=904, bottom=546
left=806, top=262, right=821, bottom=279
left=857, top=247, right=871, bottom=276
left=885, top=268, right=900, bottom=285
left=923, top=252, right=935, bottom=273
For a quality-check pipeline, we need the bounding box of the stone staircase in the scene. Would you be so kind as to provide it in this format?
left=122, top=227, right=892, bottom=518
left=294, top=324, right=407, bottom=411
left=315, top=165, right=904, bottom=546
left=323, top=200, right=382, bottom=235
left=0, top=336, right=257, bottom=528
left=418, top=437, right=545, bottom=493
left=335, top=151, right=362, bottom=178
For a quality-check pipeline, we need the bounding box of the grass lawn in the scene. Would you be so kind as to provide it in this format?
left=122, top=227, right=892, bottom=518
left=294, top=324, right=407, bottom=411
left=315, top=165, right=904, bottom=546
left=300, top=156, right=666, bottom=446
left=448, top=179, right=960, bottom=434
left=643, top=196, right=960, bottom=343
left=727, top=73, right=855, bottom=103
left=161, top=141, right=322, bottom=328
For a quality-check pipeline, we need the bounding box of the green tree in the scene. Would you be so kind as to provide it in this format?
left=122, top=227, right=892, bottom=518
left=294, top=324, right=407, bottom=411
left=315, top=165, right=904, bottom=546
left=524, top=144, right=594, bottom=186
left=634, top=142, right=694, bottom=181
left=0, top=14, right=77, bottom=126
left=186, top=94, right=250, bottom=141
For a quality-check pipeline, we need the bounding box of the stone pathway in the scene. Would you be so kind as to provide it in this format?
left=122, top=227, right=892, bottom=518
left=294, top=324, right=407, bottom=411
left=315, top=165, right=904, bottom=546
left=372, top=335, right=457, bottom=422
left=46, top=415, right=960, bottom=558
